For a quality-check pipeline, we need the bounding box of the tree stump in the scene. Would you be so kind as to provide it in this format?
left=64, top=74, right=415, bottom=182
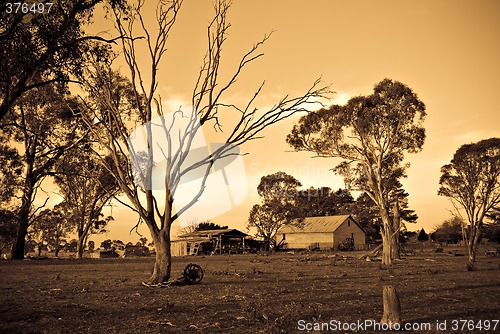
left=381, top=285, right=401, bottom=324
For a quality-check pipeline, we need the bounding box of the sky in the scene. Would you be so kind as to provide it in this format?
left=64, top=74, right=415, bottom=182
left=74, top=0, right=500, bottom=245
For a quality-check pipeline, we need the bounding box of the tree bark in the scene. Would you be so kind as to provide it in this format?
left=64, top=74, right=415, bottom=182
left=76, top=236, right=85, bottom=259
left=379, top=208, right=393, bottom=266
left=147, top=228, right=172, bottom=285
left=467, top=225, right=480, bottom=270
left=265, top=237, right=272, bottom=252
left=54, top=231, right=61, bottom=257
left=391, top=201, right=401, bottom=259
left=381, top=228, right=392, bottom=266
left=11, top=176, right=35, bottom=260
left=381, top=285, right=401, bottom=324
left=391, top=234, right=400, bottom=259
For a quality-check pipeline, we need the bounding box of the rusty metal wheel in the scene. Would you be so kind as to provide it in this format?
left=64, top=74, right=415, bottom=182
left=183, top=263, right=204, bottom=284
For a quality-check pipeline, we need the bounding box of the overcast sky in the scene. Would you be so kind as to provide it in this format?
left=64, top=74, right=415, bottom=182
left=79, top=0, right=500, bottom=245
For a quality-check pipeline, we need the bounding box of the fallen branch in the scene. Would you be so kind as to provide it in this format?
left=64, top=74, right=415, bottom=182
left=359, top=244, right=383, bottom=260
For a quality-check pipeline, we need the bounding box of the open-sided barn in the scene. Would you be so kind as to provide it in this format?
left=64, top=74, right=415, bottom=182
left=275, top=215, right=367, bottom=251
left=171, top=228, right=249, bottom=256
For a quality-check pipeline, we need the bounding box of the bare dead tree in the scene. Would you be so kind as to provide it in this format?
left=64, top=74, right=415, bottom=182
left=178, top=219, right=201, bottom=236
left=78, top=0, right=330, bottom=284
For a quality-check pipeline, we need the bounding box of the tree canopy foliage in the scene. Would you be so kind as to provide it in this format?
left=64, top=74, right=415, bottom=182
left=29, top=205, right=72, bottom=257
left=438, top=137, right=500, bottom=264
left=296, top=187, right=353, bottom=218
left=482, top=221, right=500, bottom=244
left=0, top=209, right=17, bottom=255
left=484, top=207, right=500, bottom=243
left=431, top=216, right=464, bottom=244
left=287, top=79, right=426, bottom=265
left=417, top=228, right=429, bottom=242
left=0, top=145, right=23, bottom=255
left=248, top=172, right=302, bottom=249
left=54, top=148, right=120, bottom=258
left=195, top=222, right=228, bottom=231
left=1, top=85, right=87, bottom=259
left=0, top=0, right=126, bottom=121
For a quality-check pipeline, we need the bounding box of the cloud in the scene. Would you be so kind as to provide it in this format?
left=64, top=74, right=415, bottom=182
left=331, top=91, right=351, bottom=106
left=452, top=130, right=487, bottom=144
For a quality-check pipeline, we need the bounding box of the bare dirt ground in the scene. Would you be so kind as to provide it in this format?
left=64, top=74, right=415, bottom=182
left=1, top=249, right=499, bottom=333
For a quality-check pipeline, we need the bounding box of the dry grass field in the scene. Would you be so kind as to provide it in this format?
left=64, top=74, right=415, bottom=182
left=1, top=249, right=499, bottom=333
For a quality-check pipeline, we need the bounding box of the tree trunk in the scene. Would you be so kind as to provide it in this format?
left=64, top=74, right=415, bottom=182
left=381, top=228, right=392, bottom=266
left=76, top=236, right=85, bottom=259
left=12, top=224, right=28, bottom=259
left=54, top=232, right=60, bottom=257
left=265, top=237, right=272, bottom=252
left=381, top=285, right=401, bottom=324
left=391, top=234, right=400, bottom=259
left=11, top=177, right=35, bottom=260
left=467, top=225, right=480, bottom=270
left=380, top=208, right=393, bottom=266
left=391, top=201, right=401, bottom=259
left=147, top=228, right=172, bottom=285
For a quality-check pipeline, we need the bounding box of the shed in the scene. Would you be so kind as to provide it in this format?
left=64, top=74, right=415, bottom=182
left=124, top=245, right=150, bottom=257
left=99, top=250, right=119, bottom=258
left=276, top=215, right=366, bottom=251
left=172, top=228, right=248, bottom=256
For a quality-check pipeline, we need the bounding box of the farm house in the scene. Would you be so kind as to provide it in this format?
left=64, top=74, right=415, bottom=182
left=276, top=215, right=367, bottom=251
left=171, top=228, right=249, bottom=256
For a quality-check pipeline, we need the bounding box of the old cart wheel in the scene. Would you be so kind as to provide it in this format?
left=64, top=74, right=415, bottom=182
left=183, top=263, right=204, bottom=284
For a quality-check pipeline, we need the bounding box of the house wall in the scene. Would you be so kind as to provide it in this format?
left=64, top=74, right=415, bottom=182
left=171, top=240, right=188, bottom=257
left=333, top=218, right=366, bottom=250
left=276, top=217, right=367, bottom=250
left=278, top=232, right=334, bottom=250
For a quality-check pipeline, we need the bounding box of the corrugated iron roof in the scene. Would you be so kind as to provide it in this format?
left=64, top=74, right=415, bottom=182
left=278, top=215, right=352, bottom=234
left=171, top=237, right=211, bottom=243
left=178, top=228, right=248, bottom=238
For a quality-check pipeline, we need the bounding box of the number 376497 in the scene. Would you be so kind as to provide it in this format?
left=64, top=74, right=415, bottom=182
left=5, top=2, right=53, bottom=14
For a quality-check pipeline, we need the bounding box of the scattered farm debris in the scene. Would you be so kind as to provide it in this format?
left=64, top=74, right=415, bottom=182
left=142, top=263, right=204, bottom=288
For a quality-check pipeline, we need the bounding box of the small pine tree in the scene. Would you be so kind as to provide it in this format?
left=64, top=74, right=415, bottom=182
left=417, top=228, right=429, bottom=242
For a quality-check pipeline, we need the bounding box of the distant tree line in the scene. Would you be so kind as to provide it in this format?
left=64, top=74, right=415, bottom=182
left=247, top=171, right=418, bottom=250
left=100, top=237, right=149, bottom=251
left=431, top=215, right=500, bottom=245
